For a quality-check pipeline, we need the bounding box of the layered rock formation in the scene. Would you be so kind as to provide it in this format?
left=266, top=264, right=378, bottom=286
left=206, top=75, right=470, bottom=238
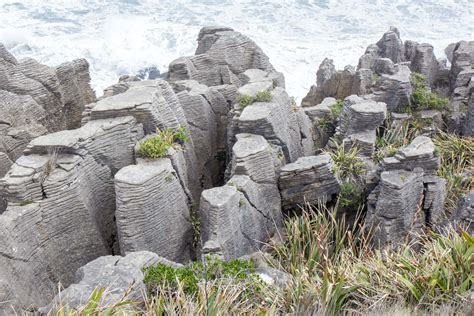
left=279, top=154, right=340, bottom=210
left=200, top=134, right=282, bottom=259
left=0, top=44, right=96, bottom=177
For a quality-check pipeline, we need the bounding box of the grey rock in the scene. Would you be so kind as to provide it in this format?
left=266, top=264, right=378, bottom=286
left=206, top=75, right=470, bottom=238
left=42, top=251, right=180, bottom=313
left=450, top=192, right=474, bottom=234
left=375, top=26, right=405, bottom=64
left=115, top=159, right=193, bottom=263
left=366, top=169, right=425, bottom=247
left=372, top=65, right=412, bottom=111
left=423, top=176, right=447, bottom=228
left=445, top=43, right=457, bottom=63
left=382, top=136, right=440, bottom=175
left=169, top=27, right=275, bottom=87
left=279, top=154, right=340, bottom=210
left=409, top=43, right=440, bottom=86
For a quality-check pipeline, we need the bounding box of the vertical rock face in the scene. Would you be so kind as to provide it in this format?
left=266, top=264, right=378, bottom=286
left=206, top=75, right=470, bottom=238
left=0, top=46, right=96, bottom=177
left=0, top=117, right=142, bottom=310
left=372, top=65, right=412, bottom=111
left=234, top=84, right=313, bottom=163
left=278, top=154, right=340, bottom=210
left=200, top=134, right=282, bottom=259
left=366, top=169, right=425, bottom=246
left=450, top=192, right=474, bottom=234
left=449, top=41, right=474, bottom=113
left=407, top=43, right=440, bottom=86
left=114, top=159, right=193, bottom=263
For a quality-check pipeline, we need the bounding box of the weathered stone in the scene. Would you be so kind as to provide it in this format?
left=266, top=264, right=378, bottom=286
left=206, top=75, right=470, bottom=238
left=279, top=154, right=340, bottom=210
left=423, top=176, right=447, bottom=228
left=200, top=134, right=282, bottom=259
left=42, top=252, right=180, bottom=313
left=114, top=159, right=193, bottom=263
left=366, top=169, right=425, bottom=246
left=90, top=80, right=187, bottom=134
left=235, top=87, right=307, bottom=163
left=372, top=65, right=412, bottom=111
left=409, top=43, right=440, bottom=86
left=301, top=59, right=357, bottom=107
left=382, top=136, right=440, bottom=175
left=0, top=152, right=116, bottom=311
left=450, top=192, right=474, bottom=234
left=375, top=26, right=405, bottom=64
left=169, top=27, right=275, bottom=87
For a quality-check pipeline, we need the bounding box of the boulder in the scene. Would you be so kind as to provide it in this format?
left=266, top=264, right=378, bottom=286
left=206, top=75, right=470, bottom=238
left=114, top=159, right=193, bottom=263
left=42, top=251, right=180, bottom=313
left=278, top=154, right=340, bottom=210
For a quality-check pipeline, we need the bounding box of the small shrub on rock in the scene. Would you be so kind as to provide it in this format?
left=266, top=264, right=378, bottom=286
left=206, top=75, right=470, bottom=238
left=137, top=127, right=189, bottom=159
left=255, top=90, right=272, bottom=102
left=237, top=90, right=272, bottom=109
left=409, top=73, right=449, bottom=111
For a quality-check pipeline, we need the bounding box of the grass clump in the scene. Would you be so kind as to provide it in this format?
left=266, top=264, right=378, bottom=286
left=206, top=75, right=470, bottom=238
left=433, top=132, right=474, bottom=213
left=143, top=256, right=259, bottom=296
left=408, top=73, right=449, bottom=112
left=327, top=143, right=366, bottom=182
left=319, top=99, right=344, bottom=129
left=137, top=127, right=189, bottom=159
left=237, top=90, right=272, bottom=109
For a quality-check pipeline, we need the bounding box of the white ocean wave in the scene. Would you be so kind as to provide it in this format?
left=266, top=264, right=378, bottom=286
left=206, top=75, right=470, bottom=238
left=0, top=0, right=472, bottom=100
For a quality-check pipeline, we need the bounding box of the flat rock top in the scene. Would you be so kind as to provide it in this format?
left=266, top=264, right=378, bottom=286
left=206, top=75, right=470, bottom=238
left=382, top=65, right=411, bottom=82
left=239, top=102, right=275, bottom=121
left=351, top=100, right=387, bottom=114
left=28, top=117, right=136, bottom=150
left=397, top=135, right=435, bottom=159
left=92, top=85, right=158, bottom=112
left=201, top=185, right=238, bottom=207
left=233, top=133, right=268, bottom=158
left=380, top=170, right=419, bottom=189
left=281, top=153, right=331, bottom=173
left=115, top=158, right=173, bottom=185
left=238, top=81, right=273, bottom=97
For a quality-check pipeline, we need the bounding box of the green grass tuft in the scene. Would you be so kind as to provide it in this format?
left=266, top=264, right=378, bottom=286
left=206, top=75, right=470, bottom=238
left=408, top=73, right=449, bottom=112
left=237, top=90, right=272, bottom=109
left=137, top=127, right=189, bottom=159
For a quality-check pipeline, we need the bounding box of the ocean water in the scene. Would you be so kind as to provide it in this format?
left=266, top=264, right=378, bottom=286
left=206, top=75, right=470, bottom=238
left=0, top=0, right=472, bottom=100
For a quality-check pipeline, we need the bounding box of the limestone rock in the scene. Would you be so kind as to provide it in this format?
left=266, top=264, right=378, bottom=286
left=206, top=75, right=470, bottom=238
left=200, top=134, right=282, bottom=259
left=169, top=27, right=275, bottom=87
left=408, top=43, right=440, bottom=86
left=450, top=192, right=474, bottom=234
left=382, top=136, right=440, bottom=175
left=114, top=159, right=193, bottom=263
left=366, top=169, right=425, bottom=246
left=375, top=26, right=405, bottom=64
left=42, top=251, right=180, bottom=313
left=423, top=176, right=447, bottom=228
left=372, top=65, right=412, bottom=111
left=279, top=154, right=340, bottom=210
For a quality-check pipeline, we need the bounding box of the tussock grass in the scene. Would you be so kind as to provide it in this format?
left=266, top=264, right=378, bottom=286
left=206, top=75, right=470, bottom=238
left=237, top=90, right=273, bottom=109
left=434, top=131, right=474, bottom=213
left=52, top=204, right=473, bottom=316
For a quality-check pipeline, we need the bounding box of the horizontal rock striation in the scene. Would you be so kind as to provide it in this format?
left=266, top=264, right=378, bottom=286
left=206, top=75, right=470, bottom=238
left=278, top=154, right=340, bottom=210
left=0, top=45, right=96, bottom=177
left=200, top=134, right=282, bottom=259
left=42, top=251, right=181, bottom=312
left=114, top=159, right=193, bottom=263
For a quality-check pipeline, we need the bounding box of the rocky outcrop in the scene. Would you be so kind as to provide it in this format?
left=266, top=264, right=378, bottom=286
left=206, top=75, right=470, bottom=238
left=169, top=27, right=278, bottom=88
left=279, top=154, right=340, bottom=210
left=42, top=251, right=180, bottom=313
left=405, top=42, right=441, bottom=86
left=371, top=65, right=412, bottom=111
left=301, top=59, right=372, bottom=107
left=449, top=41, right=474, bottom=118
left=336, top=95, right=387, bottom=156
left=0, top=45, right=95, bottom=177
left=381, top=136, right=440, bottom=176
left=200, top=134, right=282, bottom=259
left=303, top=97, right=337, bottom=149
left=114, top=158, right=193, bottom=263
left=450, top=192, right=474, bottom=234
left=366, top=169, right=425, bottom=246
left=231, top=78, right=314, bottom=163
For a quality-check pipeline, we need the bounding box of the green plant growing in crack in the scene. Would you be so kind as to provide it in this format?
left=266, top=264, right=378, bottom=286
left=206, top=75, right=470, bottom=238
left=237, top=90, right=272, bottom=109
